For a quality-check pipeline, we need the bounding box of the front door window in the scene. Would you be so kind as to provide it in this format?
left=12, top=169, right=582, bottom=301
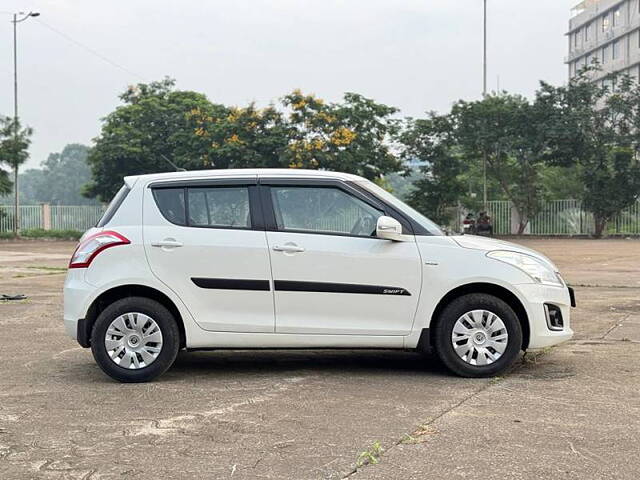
left=270, top=186, right=383, bottom=237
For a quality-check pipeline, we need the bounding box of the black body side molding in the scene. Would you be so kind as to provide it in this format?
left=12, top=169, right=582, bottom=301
left=274, top=280, right=411, bottom=296
left=191, top=278, right=271, bottom=291
left=191, top=278, right=411, bottom=296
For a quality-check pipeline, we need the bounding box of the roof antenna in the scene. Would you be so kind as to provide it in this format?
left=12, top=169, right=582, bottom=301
left=145, top=135, right=186, bottom=172
left=159, top=153, right=186, bottom=172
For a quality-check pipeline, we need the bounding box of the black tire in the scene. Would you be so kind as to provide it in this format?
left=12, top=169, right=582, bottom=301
left=433, top=293, right=523, bottom=378
left=90, top=297, right=180, bottom=383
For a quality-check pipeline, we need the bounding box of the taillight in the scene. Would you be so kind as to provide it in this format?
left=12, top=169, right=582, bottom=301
left=69, top=231, right=130, bottom=268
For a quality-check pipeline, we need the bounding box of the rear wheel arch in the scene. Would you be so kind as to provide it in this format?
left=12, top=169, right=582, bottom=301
left=82, top=284, right=186, bottom=349
left=428, top=283, right=530, bottom=351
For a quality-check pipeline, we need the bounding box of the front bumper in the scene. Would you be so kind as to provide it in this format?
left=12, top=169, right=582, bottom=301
left=515, top=283, right=574, bottom=350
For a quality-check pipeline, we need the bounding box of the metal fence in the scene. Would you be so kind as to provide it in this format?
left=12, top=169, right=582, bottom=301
left=478, top=199, right=640, bottom=236
left=2, top=200, right=640, bottom=235
left=0, top=205, right=105, bottom=233
left=487, top=201, right=512, bottom=235
left=50, top=205, right=105, bottom=231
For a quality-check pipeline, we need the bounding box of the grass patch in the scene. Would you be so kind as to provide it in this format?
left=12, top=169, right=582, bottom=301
left=522, top=346, right=554, bottom=365
left=356, top=441, right=384, bottom=468
left=0, top=229, right=82, bottom=240
left=14, top=272, right=65, bottom=278
left=401, top=424, right=438, bottom=445
left=26, top=266, right=67, bottom=272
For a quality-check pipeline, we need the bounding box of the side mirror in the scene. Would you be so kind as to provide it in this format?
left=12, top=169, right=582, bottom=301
left=376, top=216, right=405, bottom=241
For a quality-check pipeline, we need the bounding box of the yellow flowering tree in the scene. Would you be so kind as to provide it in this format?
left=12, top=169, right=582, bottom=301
left=86, top=79, right=405, bottom=200
left=282, top=90, right=402, bottom=179
left=188, top=103, right=292, bottom=169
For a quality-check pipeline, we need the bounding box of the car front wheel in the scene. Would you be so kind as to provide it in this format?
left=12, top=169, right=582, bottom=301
left=433, top=293, right=523, bottom=378
left=90, top=297, right=180, bottom=383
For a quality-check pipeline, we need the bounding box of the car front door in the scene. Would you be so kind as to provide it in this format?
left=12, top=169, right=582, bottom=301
left=143, top=178, right=275, bottom=333
left=261, top=179, right=422, bottom=336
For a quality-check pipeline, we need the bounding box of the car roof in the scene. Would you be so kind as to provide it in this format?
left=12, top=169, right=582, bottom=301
left=124, top=168, right=366, bottom=187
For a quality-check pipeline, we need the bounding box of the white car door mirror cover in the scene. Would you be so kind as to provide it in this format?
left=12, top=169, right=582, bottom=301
left=376, top=216, right=405, bottom=241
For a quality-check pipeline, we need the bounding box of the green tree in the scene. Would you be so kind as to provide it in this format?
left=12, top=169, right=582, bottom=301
left=85, top=78, right=220, bottom=201
left=539, top=71, right=640, bottom=237
left=0, top=117, right=33, bottom=196
left=448, top=93, right=550, bottom=234
left=400, top=114, right=466, bottom=225
left=0, top=117, right=33, bottom=232
left=539, top=165, right=584, bottom=200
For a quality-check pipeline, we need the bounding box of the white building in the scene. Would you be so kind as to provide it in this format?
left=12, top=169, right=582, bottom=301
left=567, top=0, right=640, bottom=86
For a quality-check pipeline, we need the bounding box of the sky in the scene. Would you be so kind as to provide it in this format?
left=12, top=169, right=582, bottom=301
left=1, top=0, right=576, bottom=169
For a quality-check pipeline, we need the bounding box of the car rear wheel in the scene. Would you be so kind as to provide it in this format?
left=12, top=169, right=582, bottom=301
left=90, top=297, right=180, bottom=383
left=433, top=293, right=522, bottom=378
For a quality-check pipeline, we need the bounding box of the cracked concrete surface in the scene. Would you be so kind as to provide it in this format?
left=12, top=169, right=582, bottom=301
left=0, top=239, right=638, bottom=479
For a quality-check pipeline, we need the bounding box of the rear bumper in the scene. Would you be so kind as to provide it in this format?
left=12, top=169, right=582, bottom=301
left=63, top=270, right=94, bottom=347
left=515, top=283, right=574, bottom=350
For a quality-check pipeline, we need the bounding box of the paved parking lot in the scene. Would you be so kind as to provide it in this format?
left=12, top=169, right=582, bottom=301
left=0, top=238, right=639, bottom=479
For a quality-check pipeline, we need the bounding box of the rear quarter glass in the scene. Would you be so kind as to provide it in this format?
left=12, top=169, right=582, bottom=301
left=96, top=185, right=131, bottom=227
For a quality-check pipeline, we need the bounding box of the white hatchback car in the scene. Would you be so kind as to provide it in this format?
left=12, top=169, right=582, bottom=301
left=64, top=169, right=575, bottom=382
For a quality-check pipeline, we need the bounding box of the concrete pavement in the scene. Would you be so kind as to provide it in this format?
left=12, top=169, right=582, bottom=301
left=0, top=239, right=638, bottom=479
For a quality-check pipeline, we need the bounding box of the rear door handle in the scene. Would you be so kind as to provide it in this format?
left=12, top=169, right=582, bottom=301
left=272, top=244, right=305, bottom=253
left=151, top=239, right=183, bottom=248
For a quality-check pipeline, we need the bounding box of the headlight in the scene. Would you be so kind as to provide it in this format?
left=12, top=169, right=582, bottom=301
left=487, top=250, right=563, bottom=287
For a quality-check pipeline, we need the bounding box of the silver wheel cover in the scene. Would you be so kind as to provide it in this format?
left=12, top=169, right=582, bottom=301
left=104, top=312, right=163, bottom=369
left=451, top=310, right=509, bottom=366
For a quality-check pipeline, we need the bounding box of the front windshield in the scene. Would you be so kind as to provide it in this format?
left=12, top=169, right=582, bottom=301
left=358, top=180, right=444, bottom=236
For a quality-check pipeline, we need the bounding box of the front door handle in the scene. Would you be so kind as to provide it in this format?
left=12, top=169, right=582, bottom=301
left=151, top=239, right=184, bottom=248
left=272, top=244, right=305, bottom=253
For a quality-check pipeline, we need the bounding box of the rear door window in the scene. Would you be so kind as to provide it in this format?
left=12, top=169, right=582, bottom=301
left=151, top=185, right=252, bottom=229
left=187, top=187, right=251, bottom=229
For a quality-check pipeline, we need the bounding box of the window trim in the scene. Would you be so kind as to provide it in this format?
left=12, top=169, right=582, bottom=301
left=149, top=176, right=432, bottom=237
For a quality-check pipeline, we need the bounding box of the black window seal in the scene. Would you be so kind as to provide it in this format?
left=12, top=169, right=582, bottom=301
left=149, top=177, right=257, bottom=189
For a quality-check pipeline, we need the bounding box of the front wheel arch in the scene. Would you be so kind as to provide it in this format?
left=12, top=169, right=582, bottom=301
left=428, top=283, right=530, bottom=351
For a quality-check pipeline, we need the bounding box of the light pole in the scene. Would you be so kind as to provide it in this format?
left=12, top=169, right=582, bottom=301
left=10, top=11, right=40, bottom=235
left=482, top=0, right=488, bottom=210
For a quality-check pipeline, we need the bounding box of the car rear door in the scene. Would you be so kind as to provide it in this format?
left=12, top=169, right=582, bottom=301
left=143, top=177, right=275, bottom=333
left=260, top=178, right=422, bottom=336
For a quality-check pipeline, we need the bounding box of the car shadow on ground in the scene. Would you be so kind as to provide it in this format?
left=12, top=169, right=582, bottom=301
left=57, top=348, right=530, bottom=384
left=166, top=349, right=453, bottom=378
